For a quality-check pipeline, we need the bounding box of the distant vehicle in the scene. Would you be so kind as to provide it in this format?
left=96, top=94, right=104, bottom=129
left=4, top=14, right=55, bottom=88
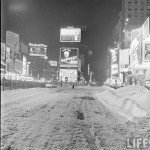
left=45, top=81, right=57, bottom=88
left=145, top=80, right=150, bottom=90
left=105, top=77, right=123, bottom=89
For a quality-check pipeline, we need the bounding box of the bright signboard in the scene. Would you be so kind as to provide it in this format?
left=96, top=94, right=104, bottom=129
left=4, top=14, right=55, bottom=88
left=29, top=43, right=47, bottom=57
left=6, top=30, right=20, bottom=52
left=60, top=47, right=78, bottom=67
left=119, top=49, right=129, bottom=72
left=60, top=27, right=81, bottom=42
left=59, top=68, right=77, bottom=82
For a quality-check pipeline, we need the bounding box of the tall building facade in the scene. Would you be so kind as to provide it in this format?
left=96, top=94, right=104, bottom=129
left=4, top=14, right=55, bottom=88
left=122, top=0, right=150, bottom=48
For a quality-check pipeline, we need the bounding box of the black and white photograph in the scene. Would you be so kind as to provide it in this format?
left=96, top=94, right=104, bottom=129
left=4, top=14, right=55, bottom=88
left=1, top=0, right=150, bottom=150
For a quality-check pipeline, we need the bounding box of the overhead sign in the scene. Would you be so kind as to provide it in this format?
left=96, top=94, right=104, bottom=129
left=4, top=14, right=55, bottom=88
left=60, top=47, right=78, bottom=67
left=6, top=31, right=20, bottom=52
left=59, top=68, right=77, bottom=82
left=60, top=27, right=81, bottom=42
left=29, top=43, right=47, bottom=57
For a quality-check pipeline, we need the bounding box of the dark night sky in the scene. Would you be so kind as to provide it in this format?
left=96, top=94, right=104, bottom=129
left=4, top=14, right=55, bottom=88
left=2, top=0, right=122, bottom=82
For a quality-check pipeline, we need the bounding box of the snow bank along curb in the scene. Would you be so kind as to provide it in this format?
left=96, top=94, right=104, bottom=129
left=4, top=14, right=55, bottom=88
left=94, top=85, right=150, bottom=119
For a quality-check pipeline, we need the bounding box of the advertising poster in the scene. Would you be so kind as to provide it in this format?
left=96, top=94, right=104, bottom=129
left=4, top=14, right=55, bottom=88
left=60, top=47, right=78, bottom=67
left=60, top=27, right=81, bottom=42
left=143, top=42, right=150, bottom=61
left=119, top=49, right=129, bottom=72
left=29, top=43, right=47, bottom=57
left=6, top=31, right=20, bottom=52
left=21, top=42, right=28, bottom=55
left=59, top=69, right=77, bottom=82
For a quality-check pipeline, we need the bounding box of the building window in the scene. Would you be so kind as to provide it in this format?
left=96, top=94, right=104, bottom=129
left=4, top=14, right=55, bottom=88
left=128, top=13, right=132, bottom=18
left=134, top=0, right=138, bottom=4
left=134, top=12, right=138, bottom=18
left=147, top=11, right=150, bottom=16
left=140, top=5, right=144, bottom=10
left=128, top=0, right=132, bottom=4
left=128, top=5, right=132, bottom=11
left=134, top=5, right=138, bottom=11
left=140, top=0, right=144, bottom=4
left=140, top=12, right=144, bottom=17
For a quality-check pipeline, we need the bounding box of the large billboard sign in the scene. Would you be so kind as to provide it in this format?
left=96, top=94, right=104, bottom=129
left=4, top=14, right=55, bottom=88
left=60, top=47, right=78, bottom=67
left=60, top=27, right=81, bottom=42
left=59, top=68, right=77, bottom=82
left=119, top=49, right=129, bottom=72
left=6, top=31, right=20, bottom=52
left=29, top=43, right=47, bottom=57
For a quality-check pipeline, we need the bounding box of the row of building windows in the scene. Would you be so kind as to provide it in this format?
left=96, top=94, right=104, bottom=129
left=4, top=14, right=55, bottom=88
left=128, top=5, right=150, bottom=11
left=127, top=11, right=150, bottom=18
left=128, top=0, right=150, bottom=4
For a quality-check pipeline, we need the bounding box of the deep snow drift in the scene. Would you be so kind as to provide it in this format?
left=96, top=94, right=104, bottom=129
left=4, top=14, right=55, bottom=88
left=95, top=85, right=150, bottom=120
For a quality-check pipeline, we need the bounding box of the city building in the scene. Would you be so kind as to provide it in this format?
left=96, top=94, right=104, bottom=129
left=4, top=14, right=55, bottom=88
left=122, top=0, right=150, bottom=48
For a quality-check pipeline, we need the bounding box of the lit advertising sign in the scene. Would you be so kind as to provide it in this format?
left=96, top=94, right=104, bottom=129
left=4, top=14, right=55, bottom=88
left=60, top=47, right=78, bottom=67
left=6, top=31, right=20, bottom=52
left=59, top=69, right=77, bottom=82
left=131, top=28, right=141, bottom=43
left=141, top=17, right=149, bottom=40
left=1, top=43, right=6, bottom=60
left=21, top=42, right=28, bottom=55
left=130, top=35, right=141, bottom=66
left=29, top=43, right=47, bottom=57
left=15, top=60, right=23, bottom=73
left=60, top=27, right=81, bottom=42
left=111, top=48, right=119, bottom=64
left=49, top=61, right=57, bottom=66
left=119, top=49, right=129, bottom=72
left=22, top=55, right=27, bottom=75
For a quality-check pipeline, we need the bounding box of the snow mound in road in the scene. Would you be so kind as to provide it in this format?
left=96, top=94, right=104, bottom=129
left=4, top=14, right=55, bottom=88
left=101, top=85, right=115, bottom=91
left=94, top=85, right=150, bottom=120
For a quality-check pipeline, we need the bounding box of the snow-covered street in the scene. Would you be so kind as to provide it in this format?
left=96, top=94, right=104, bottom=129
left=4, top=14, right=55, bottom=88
left=1, top=86, right=150, bottom=150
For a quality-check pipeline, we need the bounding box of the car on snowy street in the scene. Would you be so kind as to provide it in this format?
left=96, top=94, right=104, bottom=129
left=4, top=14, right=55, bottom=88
left=145, top=80, right=150, bottom=90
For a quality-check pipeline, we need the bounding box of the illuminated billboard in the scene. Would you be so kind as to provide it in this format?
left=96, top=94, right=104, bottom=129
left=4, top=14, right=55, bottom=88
left=60, top=47, right=78, bottom=67
left=59, top=68, right=77, bottom=82
left=29, top=43, right=47, bottom=57
left=6, top=31, right=20, bottom=52
left=60, top=27, right=81, bottom=42
left=119, top=49, right=129, bottom=72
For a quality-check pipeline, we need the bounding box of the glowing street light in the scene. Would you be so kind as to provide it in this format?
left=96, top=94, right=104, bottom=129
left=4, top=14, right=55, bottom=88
left=126, top=18, right=129, bottom=22
left=44, top=56, right=48, bottom=59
